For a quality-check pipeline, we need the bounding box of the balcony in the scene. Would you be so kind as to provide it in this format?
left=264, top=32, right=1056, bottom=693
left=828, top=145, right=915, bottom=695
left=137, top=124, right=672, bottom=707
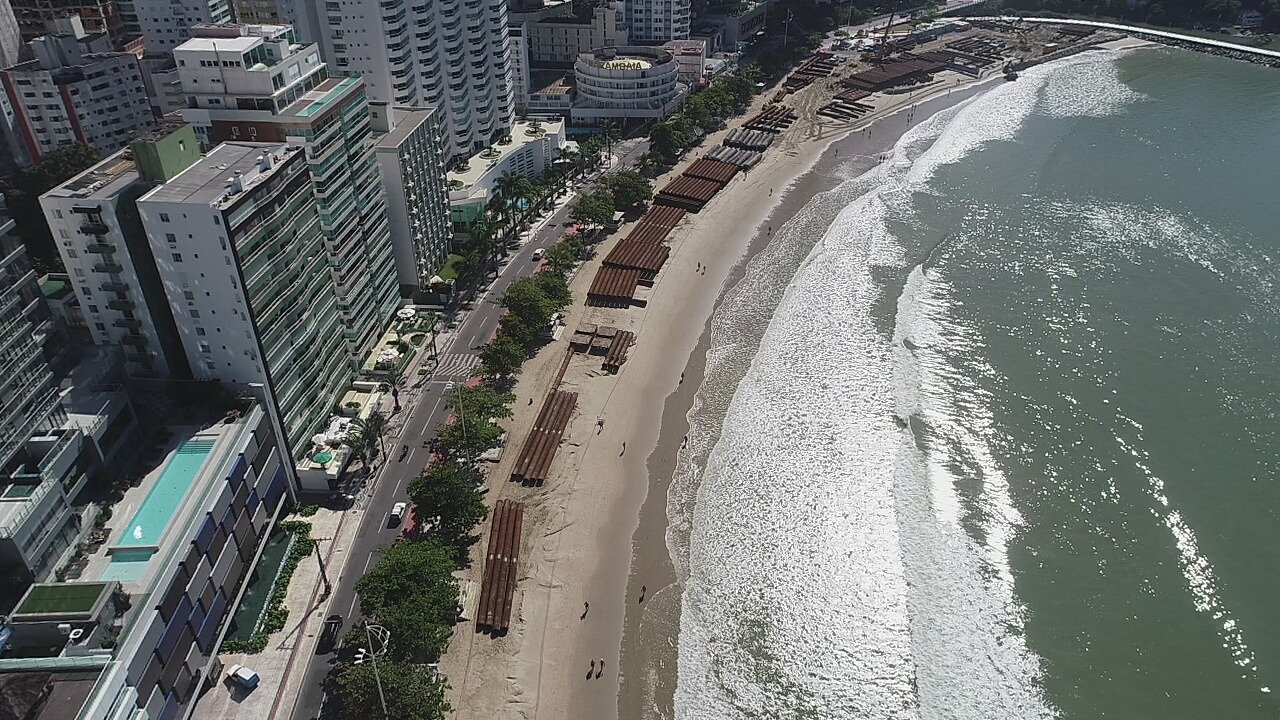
left=85, top=242, right=116, bottom=254
left=93, top=262, right=123, bottom=274
left=121, top=333, right=148, bottom=348
left=80, top=220, right=109, bottom=235
left=123, top=351, right=150, bottom=364
left=112, top=318, right=142, bottom=330
left=107, top=298, right=135, bottom=311
left=100, top=280, right=129, bottom=292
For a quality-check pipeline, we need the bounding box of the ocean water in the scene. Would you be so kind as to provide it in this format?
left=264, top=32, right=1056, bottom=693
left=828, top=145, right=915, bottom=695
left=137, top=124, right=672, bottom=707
left=671, top=46, right=1280, bottom=719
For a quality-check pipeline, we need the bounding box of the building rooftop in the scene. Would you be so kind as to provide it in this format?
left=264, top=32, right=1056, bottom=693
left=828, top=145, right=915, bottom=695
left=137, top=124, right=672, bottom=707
left=447, top=118, right=565, bottom=190
left=281, top=75, right=361, bottom=118
left=579, top=46, right=673, bottom=69
left=44, top=152, right=139, bottom=200
left=531, top=70, right=573, bottom=94
left=375, top=108, right=435, bottom=151
left=41, top=279, right=72, bottom=301
left=140, top=142, right=298, bottom=208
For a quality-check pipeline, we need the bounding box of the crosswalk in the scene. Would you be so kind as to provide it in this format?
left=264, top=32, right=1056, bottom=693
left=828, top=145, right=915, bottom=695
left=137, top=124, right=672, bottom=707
left=432, top=353, right=480, bottom=381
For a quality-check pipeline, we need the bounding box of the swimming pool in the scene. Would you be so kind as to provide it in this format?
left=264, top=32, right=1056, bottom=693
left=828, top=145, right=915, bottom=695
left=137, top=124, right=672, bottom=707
left=118, top=439, right=215, bottom=548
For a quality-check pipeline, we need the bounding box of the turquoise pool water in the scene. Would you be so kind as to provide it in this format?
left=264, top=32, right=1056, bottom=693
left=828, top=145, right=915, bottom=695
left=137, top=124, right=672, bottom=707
left=99, top=549, right=154, bottom=583
left=118, top=439, right=215, bottom=548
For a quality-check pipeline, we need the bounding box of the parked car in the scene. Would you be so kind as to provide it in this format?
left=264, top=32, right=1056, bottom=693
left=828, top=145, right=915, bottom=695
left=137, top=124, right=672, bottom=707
left=227, top=665, right=260, bottom=690
left=318, top=614, right=343, bottom=654
left=531, top=248, right=545, bottom=261
left=390, top=502, right=407, bottom=524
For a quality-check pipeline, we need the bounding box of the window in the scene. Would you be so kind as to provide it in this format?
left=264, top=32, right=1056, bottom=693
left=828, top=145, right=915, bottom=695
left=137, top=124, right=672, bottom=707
left=159, top=213, right=170, bottom=222
left=196, top=326, right=206, bottom=336
left=190, top=308, right=201, bottom=318
left=166, top=233, right=176, bottom=243
left=183, top=290, right=195, bottom=300
left=53, top=209, right=63, bottom=219
left=198, top=342, right=212, bottom=353
left=172, top=253, right=182, bottom=262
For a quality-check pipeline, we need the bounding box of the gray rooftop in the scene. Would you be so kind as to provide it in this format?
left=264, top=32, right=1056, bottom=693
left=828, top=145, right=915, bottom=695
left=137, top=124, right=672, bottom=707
left=45, top=152, right=139, bottom=200
left=375, top=109, right=435, bottom=151
left=140, top=142, right=295, bottom=207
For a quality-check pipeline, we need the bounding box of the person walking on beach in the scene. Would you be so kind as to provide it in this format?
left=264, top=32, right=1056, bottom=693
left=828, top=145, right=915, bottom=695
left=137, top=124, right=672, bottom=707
left=582, top=601, right=589, bottom=618
left=640, top=585, right=647, bottom=602
left=597, top=418, right=604, bottom=434
left=597, top=658, right=605, bottom=678
left=620, top=442, right=627, bottom=456
left=589, top=659, right=596, bottom=679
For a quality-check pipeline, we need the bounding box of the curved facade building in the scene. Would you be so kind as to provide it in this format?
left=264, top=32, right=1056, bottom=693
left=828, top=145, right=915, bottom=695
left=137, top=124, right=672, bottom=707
left=308, top=0, right=514, bottom=160
left=572, top=46, right=687, bottom=123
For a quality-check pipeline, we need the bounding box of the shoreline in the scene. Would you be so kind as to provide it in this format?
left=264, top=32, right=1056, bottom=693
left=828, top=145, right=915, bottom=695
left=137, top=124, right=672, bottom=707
left=439, top=36, right=1154, bottom=720
left=615, top=75, right=1010, bottom=720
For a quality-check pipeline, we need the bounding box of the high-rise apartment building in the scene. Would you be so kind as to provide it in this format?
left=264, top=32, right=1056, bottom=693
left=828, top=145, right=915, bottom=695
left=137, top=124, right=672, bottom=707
left=0, top=0, right=20, bottom=68
left=174, top=24, right=398, bottom=363
left=11, top=0, right=125, bottom=47
left=133, top=0, right=230, bottom=52
left=137, top=142, right=351, bottom=461
left=232, top=0, right=303, bottom=30
left=528, top=1, right=627, bottom=66
left=39, top=122, right=198, bottom=378
left=625, top=0, right=690, bottom=43
left=0, top=17, right=155, bottom=164
left=305, top=0, right=515, bottom=160
left=372, top=104, right=450, bottom=298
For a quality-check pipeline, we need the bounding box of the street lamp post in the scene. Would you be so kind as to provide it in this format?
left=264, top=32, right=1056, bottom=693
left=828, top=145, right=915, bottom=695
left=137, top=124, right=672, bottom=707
left=363, top=622, right=392, bottom=720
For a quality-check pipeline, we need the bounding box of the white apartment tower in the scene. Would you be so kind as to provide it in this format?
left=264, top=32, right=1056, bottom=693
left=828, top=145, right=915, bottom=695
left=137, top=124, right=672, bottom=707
left=134, top=0, right=232, bottom=52
left=0, top=20, right=155, bottom=164
left=174, top=24, right=399, bottom=364
left=306, top=0, right=515, bottom=160
left=372, top=104, right=450, bottom=298
left=137, top=142, right=350, bottom=460
left=39, top=122, right=202, bottom=378
left=625, top=0, right=690, bottom=43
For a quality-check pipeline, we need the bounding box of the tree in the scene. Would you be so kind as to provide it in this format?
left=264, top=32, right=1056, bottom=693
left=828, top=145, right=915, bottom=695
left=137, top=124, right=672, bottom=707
left=343, top=411, right=387, bottom=468
left=4, top=143, right=100, bottom=270
left=531, top=271, right=571, bottom=311
left=354, top=539, right=459, bottom=647
left=649, top=117, right=694, bottom=164
left=408, top=461, right=488, bottom=544
left=604, top=171, right=653, bottom=210
left=385, top=367, right=407, bottom=412
left=569, top=189, right=615, bottom=226
left=435, top=412, right=504, bottom=461
left=328, top=659, right=449, bottom=720
left=479, top=334, right=526, bottom=380
left=544, top=239, right=579, bottom=277
left=447, top=384, right=514, bottom=423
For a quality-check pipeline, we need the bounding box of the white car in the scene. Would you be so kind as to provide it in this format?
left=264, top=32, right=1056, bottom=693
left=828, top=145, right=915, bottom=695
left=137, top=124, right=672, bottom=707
left=531, top=248, right=545, bottom=261
left=391, top=502, right=407, bottom=523
left=227, top=664, right=260, bottom=689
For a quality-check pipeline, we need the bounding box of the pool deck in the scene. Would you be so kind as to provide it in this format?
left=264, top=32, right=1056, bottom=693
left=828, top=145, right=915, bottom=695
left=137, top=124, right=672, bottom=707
left=81, top=422, right=243, bottom=590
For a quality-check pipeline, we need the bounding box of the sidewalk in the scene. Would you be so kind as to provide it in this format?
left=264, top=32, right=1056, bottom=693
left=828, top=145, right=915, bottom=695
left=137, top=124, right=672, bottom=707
left=193, top=506, right=354, bottom=719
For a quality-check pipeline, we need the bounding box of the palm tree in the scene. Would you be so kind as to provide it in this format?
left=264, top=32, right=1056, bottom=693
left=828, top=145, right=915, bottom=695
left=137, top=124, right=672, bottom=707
left=494, top=172, right=523, bottom=247
left=386, top=366, right=407, bottom=412
left=343, top=411, right=387, bottom=469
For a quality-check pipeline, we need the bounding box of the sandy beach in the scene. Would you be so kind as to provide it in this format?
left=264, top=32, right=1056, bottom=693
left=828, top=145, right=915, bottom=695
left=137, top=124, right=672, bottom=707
left=438, top=50, right=1045, bottom=720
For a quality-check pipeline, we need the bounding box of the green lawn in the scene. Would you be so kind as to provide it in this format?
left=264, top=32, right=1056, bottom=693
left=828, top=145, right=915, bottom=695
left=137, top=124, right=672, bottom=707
left=19, top=582, right=109, bottom=614
left=439, top=254, right=464, bottom=282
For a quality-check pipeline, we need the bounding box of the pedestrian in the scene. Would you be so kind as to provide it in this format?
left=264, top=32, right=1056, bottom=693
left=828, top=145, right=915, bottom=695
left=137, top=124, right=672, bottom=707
left=589, top=659, right=596, bottom=678
left=582, top=601, right=589, bottom=618
left=679, top=371, right=685, bottom=384
left=620, top=442, right=626, bottom=456
left=596, top=658, right=605, bottom=678
left=597, top=418, right=604, bottom=434
left=529, top=397, right=534, bottom=405
left=769, top=187, right=773, bottom=196
left=640, top=585, right=647, bottom=602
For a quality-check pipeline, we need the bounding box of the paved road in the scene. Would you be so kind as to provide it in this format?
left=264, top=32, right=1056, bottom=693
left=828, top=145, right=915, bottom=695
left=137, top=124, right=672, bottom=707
left=287, top=139, right=647, bottom=720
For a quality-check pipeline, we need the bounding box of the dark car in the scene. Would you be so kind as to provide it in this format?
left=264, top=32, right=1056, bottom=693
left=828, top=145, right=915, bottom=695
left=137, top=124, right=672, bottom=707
left=318, top=614, right=343, bottom=655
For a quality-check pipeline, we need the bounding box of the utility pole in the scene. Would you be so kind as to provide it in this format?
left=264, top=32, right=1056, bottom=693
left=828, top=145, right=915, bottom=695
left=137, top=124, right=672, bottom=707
left=313, top=539, right=331, bottom=597
left=783, top=9, right=794, bottom=48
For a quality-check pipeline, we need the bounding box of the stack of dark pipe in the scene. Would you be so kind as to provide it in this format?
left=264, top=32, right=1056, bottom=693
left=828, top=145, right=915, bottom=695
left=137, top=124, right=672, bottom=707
left=511, top=390, right=578, bottom=484
left=603, top=330, right=635, bottom=373
left=476, top=499, right=524, bottom=633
